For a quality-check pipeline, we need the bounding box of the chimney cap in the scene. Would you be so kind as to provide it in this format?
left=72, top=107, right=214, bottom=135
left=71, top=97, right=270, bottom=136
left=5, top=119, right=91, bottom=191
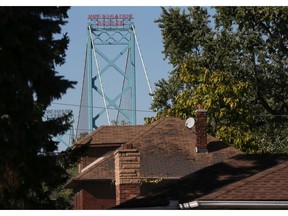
left=196, top=109, right=206, bottom=113
left=197, top=104, right=205, bottom=110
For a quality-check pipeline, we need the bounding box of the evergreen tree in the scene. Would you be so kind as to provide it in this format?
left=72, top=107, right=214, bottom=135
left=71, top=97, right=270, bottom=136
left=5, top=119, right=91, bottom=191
left=148, top=7, right=288, bottom=153
left=0, top=7, right=82, bottom=209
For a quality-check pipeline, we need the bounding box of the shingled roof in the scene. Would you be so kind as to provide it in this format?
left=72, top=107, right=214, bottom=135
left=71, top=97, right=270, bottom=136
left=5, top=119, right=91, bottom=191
left=197, top=158, right=288, bottom=201
left=74, top=124, right=151, bottom=146
left=114, top=154, right=288, bottom=209
left=67, top=117, right=241, bottom=188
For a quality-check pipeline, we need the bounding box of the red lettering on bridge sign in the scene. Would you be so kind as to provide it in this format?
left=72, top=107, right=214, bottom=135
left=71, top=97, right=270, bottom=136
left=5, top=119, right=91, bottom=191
left=88, top=14, right=133, bottom=28
left=88, top=14, right=133, bottom=20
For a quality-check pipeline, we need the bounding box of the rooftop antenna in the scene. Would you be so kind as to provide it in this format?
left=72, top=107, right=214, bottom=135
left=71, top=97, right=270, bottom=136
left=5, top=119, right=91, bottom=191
left=185, top=117, right=195, bottom=129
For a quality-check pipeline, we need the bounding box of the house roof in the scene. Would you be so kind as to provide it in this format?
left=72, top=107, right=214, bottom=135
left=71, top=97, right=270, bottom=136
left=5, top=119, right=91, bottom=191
left=74, top=124, right=151, bottom=146
left=197, top=159, right=288, bottom=201
left=67, top=117, right=241, bottom=188
left=114, top=154, right=288, bottom=209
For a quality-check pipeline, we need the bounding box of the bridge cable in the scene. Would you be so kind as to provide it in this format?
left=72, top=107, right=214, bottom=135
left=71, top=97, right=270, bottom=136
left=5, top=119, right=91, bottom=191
left=132, top=24, right=154, bottom=98
left=88, top=25, right=111, bottom=125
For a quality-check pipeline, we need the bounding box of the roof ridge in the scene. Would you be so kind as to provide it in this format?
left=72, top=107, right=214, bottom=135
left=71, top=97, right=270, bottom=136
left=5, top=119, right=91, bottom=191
left=125, top=117, right=173, bottom=146
left=73, top=117, right=181, bottom=179
left=75, top=124, right=148, bottom=145
left=75, top=151, right=116, bottom=179
left=74, top=126, right=105, bottom=145
left=199, top=160, right=288, bottom=200
left=73, top=120, right=170, bottom=178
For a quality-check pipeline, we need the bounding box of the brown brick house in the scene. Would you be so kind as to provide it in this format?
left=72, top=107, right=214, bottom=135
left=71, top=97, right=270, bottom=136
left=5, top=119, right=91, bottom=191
left=66, top=108, right=242, bottom=209
left=115, top=154, right=288, bottom=209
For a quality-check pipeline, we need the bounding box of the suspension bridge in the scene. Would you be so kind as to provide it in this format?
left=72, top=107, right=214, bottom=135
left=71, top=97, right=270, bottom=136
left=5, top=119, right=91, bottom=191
left=71, top=14, right=153, bottom=142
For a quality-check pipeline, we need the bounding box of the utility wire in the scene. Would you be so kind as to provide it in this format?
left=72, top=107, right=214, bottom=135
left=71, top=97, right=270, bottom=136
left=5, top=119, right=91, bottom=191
left=51, top=102, right=288, bottom=117
left=51, top=102, right=156, bottom=113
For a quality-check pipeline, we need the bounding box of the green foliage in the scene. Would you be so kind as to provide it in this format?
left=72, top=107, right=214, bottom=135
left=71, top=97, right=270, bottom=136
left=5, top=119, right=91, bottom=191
left=49, top=165, right=78, bottom=209
left=148, top=6, right=288, bottom=153
left=178, top=62, right=255, bottom=152
left=75, top=132, right=89, bottom=142
left=110, top=119, right=129, bottom=125
left=0, top=7, right=83, bottom=209
left=141, top=178, right=163, bottom=185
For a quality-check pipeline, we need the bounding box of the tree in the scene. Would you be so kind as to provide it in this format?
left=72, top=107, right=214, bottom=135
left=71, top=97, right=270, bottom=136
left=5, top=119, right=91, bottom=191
left=0, top=7, right=82, bottom=209
left=147, top=6, right=288, bottom=153
left=111, top=119, right=129, bottom=125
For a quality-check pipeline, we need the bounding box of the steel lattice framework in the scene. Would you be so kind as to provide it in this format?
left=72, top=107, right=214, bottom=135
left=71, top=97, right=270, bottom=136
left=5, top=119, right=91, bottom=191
left=78, top=14, right=136, bottom=134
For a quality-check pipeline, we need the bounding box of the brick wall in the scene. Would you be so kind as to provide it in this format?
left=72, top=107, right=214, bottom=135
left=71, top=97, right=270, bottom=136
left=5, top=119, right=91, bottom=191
left=73, top=181, right=116, bottom=209
left=73, top=146, right=119, bottom=209
left=196, top=108, right=208, bottom=153
left=79, top=146, right=118, bottom=171
left=114, top=148, right=141, bottom=205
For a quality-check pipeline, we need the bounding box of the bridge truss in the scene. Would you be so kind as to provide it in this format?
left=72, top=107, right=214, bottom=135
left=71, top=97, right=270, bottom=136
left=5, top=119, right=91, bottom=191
left=76, top=14, right=152, bottom=138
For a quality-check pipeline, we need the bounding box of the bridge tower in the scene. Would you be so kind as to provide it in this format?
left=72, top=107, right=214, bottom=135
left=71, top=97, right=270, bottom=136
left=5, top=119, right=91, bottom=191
left=77, top=14, right=138, bottom=137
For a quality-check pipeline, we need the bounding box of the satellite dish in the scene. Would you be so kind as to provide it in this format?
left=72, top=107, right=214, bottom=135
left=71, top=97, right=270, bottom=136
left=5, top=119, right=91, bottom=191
left=185, top=117, right=195, bottom=129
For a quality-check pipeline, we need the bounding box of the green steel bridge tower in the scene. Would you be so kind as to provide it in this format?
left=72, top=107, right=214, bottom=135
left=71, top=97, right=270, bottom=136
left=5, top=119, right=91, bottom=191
left=76, top=14, right=152, bottom=137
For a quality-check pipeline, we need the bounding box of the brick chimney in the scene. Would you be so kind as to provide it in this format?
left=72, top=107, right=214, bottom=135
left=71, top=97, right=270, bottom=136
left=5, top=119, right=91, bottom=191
left=195, top=105, right=208, bottom=153
left=114, top=145, right=141, bottom=205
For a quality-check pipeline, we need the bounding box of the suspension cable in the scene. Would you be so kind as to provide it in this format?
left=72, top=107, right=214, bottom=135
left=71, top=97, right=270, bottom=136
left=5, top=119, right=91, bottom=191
left=132, top=24, right=153, bottom=98
left=77, top=37, right=88, bottom=137
left=88, top=25, right=111, bottom=125
left=116, top=49, right=130, bottom=122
